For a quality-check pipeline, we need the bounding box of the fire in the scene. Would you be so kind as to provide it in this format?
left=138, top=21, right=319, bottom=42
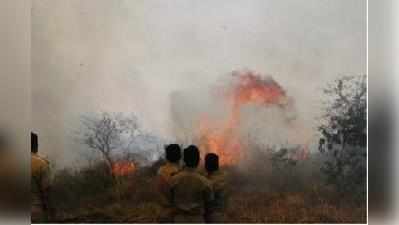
left=199, top=117, right=242, bottom=165
left=112, top=161, right=136, bottom=177
left=231, top=70, right=287, bottom=106
left=199, top=70, right=288, bottom=166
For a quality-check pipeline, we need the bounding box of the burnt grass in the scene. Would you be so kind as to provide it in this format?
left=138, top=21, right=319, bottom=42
left=45, top=162, right=366, bottom=224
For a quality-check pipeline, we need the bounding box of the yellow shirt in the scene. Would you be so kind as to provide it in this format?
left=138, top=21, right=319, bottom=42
left=170, top=168, right=213, bottom=216
left=31, top=153, right=50, bottom=212
left=157, top=162, right=181, bottom=184
left=157, top=162, right=181, bottom=206
left=207, top=170, right=228, bottom=210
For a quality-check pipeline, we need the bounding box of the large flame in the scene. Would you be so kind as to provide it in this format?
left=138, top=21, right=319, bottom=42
left=198, top=70, right=289, bottom=166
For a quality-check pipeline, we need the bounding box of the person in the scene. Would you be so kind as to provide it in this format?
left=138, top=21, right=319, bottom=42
left=31, top=132, right=53, bottom=222
left=157, top=144, right=182, bottom=194
left=204, top=153, right=228, bottom=223
left=0, top=132, right=23, bottom=214
left=157, top=144, right=182, bottom=222
left=170, top=145, right=213, bottom=223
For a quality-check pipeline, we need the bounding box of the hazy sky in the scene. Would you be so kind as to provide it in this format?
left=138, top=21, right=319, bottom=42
left=32, top=0, right=366, bottom=169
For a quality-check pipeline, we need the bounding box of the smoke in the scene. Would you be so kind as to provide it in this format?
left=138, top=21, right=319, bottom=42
left=170, top=70, right=312, bottom=167
left=31, top=0, right=366, bottom=169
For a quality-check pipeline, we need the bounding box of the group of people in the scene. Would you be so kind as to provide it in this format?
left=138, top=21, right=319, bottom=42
left=157, top=144, right=228, bottom=223
left=31, top=131, right=228, bottom=223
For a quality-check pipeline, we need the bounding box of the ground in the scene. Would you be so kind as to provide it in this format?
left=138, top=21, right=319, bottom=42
left=44, top=163, right=366, bottom=224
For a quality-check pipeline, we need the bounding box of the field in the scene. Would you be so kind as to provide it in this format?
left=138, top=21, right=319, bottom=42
left=44, top=159, right=366, bottom=224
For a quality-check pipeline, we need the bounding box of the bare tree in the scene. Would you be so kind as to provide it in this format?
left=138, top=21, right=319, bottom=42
left=80, top=112, right=139, bottom=177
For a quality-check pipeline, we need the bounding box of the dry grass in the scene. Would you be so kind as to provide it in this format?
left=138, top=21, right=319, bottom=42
left=225, top=191, right=366, bottom=223
left=47, top=164, right=366, bottom=224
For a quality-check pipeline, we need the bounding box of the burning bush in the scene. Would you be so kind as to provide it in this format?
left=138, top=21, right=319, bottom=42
left=170, top=69, right=309, bottom=167
left=198, top=70, right=290, bottom=165
left=112, top=161, right=136, bottom=177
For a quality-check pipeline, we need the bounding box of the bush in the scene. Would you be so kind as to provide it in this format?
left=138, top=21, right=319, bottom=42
left=318, top=75, right=367, bottom=202
left=51, top=161, right=114, bottom=212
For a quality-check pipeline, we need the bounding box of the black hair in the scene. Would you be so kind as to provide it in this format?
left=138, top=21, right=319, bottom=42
left=165, top=144, right=181, bottom=163
left=31, top=132, right=38, bottom=153
left=183, top=145, right=200, bottom=168
left=205, top=153, right=219, bottom=172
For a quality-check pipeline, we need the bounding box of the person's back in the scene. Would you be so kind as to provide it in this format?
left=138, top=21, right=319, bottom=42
left=31, top=132, right=52, bottom=222
left=157, top=144, right=182, bottom=188
left=158, top=162, right=180, bottom=182
left=157, top=144, right=182, bottom=223
left=170, top=168, right=211, bottom=215
left=205, top=153, right=228, bottom=223
left=170, top=145, right=212, bottom=223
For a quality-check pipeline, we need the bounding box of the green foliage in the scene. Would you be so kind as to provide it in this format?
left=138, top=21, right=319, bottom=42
left=318, top=75, right=366, bottom=200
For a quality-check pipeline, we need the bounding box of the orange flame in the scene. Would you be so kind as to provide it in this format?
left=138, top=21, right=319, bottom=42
left=112, top=161, right=136, bottom=177
left=199, top=70, right=288, bottom=166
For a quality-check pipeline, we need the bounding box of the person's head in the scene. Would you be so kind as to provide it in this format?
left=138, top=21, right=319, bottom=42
left=165, top=144, right=181, bottom=163
left=205, top=153, right=219, bottom=173
left=31, top=132, right=38, bottom=154
left=184, top=145, right=200, bottom=168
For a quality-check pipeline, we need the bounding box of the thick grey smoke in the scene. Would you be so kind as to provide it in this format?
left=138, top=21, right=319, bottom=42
left=32, top=0, right=366, bottom=169
left=170, top=71, right=312, bottom=167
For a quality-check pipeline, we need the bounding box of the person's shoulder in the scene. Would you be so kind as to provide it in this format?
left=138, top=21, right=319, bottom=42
left=159, top=163, right=180, bottom=175
left=169, top=163, right=181, bottom=173
left=169, top=169, right=187, bottom=184
left=32, top=154, right=50, bottom=166
left=214, top=170, right=227, bottom=178
left=192, top=171, right=212, bottom=188
left=32, top=154, right=50, bottom=175
left=157, top=164, right=166, bottom=175
left=207, top=170, right=225, bottom=183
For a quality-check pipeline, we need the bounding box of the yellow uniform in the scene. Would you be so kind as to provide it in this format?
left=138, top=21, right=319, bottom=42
left=206, top=170, right=228, bottom=223
left=170, top=168, right=213, bottom=223
left=158, top=162, right=181, bottom=185
left=157, top=162, right=181, bottom=222
left=157, top=162, right=181, bottom=203
left=31, top=153, right=51, bottom=222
